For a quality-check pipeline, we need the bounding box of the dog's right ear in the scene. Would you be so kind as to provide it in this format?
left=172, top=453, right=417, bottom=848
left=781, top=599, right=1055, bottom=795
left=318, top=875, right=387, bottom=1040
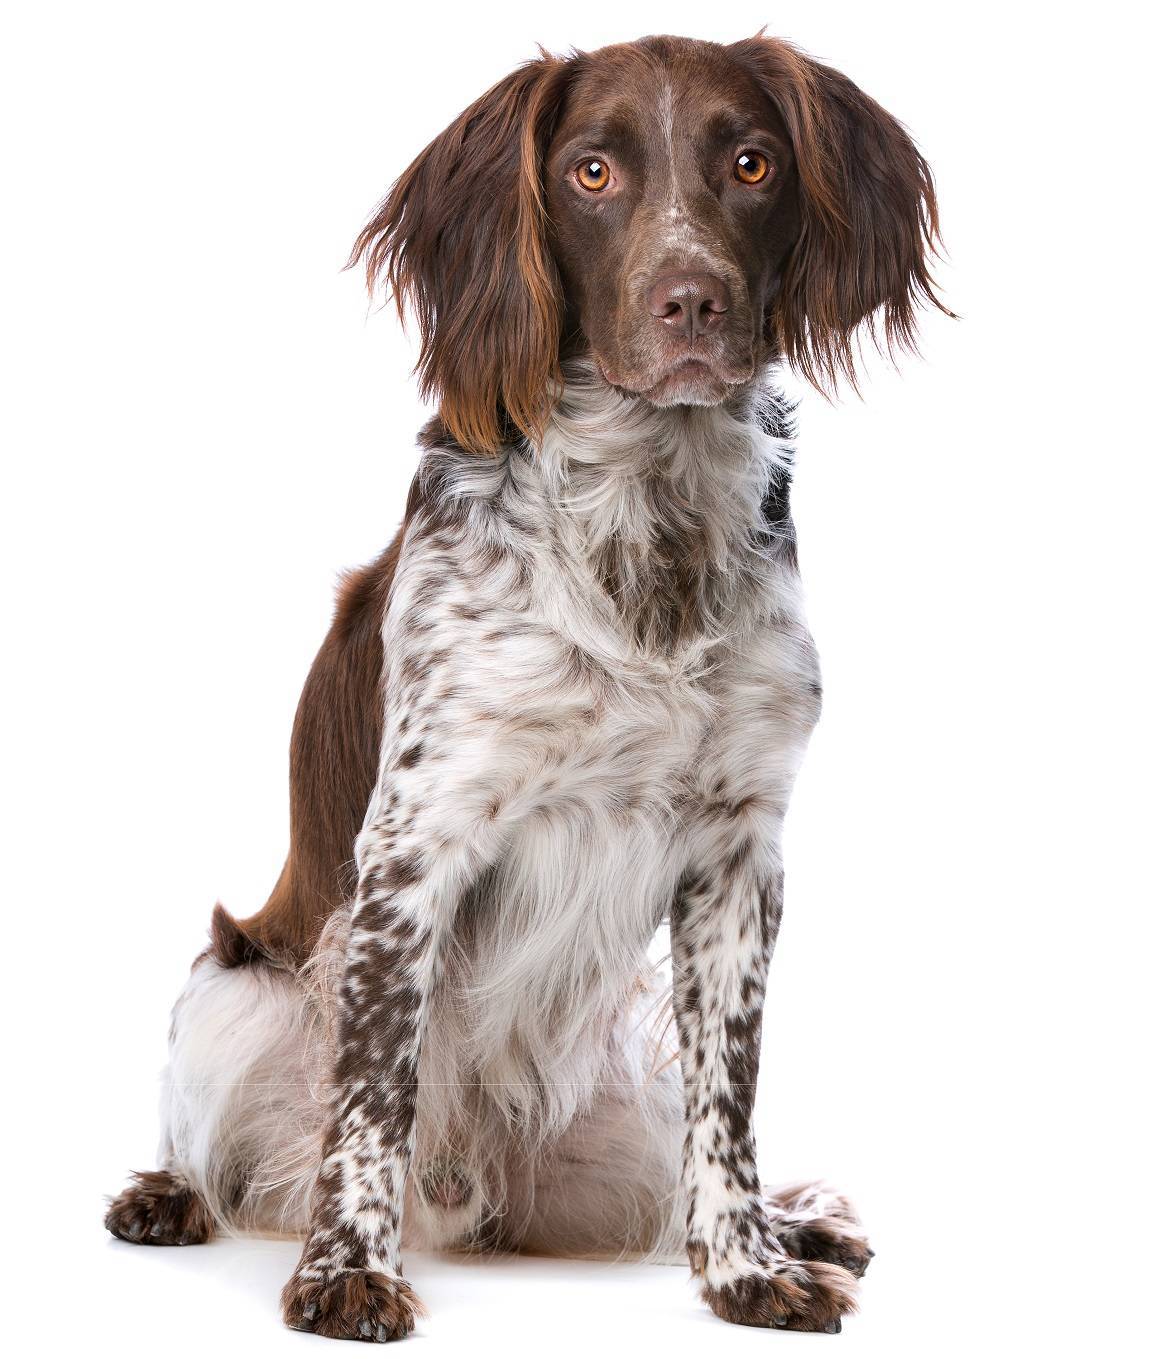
left=350, top=56, right=572, bottom=455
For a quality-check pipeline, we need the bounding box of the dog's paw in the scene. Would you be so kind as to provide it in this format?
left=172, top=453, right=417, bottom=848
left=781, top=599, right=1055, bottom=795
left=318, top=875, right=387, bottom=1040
left=765, top=1182, right=874, bottom=1278
left=702, top=1257, right=858, bottom=1333
left=772, top=1216, right=874, bottom=1278
left=281, top=1268, right=423, bottom=1343
left=104, top=1170, right=214, bottom=1246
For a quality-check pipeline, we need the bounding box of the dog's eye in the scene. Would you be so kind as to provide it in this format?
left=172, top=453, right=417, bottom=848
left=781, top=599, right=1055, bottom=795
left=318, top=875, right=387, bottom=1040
left=734, top=151, right=770, bottom=185
left=575, top=159, right=611, bottom=191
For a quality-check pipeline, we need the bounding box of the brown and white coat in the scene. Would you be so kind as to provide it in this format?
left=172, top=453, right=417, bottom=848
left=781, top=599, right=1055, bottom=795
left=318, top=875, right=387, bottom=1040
left=107, top=31, right=944, bottom=1342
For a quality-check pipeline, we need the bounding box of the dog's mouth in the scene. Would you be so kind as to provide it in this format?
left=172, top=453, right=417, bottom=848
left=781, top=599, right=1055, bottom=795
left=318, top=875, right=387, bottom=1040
left=643, top=357, right=748, bottom=406
left=597, top=354, right=754, bottom=407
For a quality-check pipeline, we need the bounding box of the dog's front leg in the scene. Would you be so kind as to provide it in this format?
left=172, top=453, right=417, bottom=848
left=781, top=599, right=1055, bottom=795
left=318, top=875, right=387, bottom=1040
left=280, top=799, right=487, bottom=1341
left=671, top=834, right=857, bottom=1333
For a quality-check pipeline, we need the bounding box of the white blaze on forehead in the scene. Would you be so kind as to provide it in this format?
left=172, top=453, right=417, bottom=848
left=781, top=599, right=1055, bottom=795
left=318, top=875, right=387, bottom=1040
left=658, top=81, right=678, bottom=202
left=654, top=75, right=717, bottom=264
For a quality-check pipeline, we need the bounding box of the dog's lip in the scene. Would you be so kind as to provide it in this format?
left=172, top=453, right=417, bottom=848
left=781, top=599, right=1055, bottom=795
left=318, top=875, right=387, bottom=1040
left=640, top=356, right=752, bottom=397
left=647, top=358, right=721, bottom=395
left=598, top=354, right=752, bottom=397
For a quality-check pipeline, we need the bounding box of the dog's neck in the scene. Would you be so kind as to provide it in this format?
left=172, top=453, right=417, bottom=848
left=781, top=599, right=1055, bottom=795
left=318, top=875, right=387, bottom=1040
left=532, top=362, right=795, bottom=649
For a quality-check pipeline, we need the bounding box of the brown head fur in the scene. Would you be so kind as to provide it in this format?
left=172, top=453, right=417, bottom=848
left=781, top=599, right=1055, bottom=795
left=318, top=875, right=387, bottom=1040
left=350, top=35, right=949, bottom=452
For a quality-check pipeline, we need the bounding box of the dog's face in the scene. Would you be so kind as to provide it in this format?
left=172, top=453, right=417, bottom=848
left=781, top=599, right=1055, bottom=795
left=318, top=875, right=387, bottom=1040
left=353, top=35, right=946, bottom=453
left=545, top=42, right=799, bottom=409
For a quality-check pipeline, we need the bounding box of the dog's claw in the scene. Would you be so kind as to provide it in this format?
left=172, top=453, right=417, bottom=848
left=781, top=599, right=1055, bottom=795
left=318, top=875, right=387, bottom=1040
left=127, top=1219, right=144, bottom=1239
left=824, top=1318, right=843, bottom=1334
left=375, top=1323, right=389, bottom=1342
left=302, top=1303, right=318, bottom=1322
left=359, top=1319, right=373, bottom=1337
left=149, top=1222, right=162, bottom=1238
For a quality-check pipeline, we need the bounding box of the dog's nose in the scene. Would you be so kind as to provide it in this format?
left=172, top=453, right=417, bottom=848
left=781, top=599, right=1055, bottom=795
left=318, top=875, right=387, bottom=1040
left=647, top=273, right=730, bottom=339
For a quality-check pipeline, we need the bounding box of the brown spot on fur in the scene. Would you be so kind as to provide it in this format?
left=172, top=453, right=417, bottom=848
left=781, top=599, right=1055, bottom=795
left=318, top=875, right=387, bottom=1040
left=379, top=855, right=424, bottom=892
left=398, top=742, right=424, bottom=769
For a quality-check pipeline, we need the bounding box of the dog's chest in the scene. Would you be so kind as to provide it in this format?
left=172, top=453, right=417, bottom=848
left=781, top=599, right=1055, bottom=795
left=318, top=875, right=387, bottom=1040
left=395, top=504, right=807, bottom=859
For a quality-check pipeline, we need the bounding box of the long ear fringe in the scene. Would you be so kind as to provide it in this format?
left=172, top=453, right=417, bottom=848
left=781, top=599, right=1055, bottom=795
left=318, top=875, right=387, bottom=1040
left=731, top=36, right=953, bottom=396
left=346, top=57, right=569, bottom=454
left=783, top=148, right=952, bottom=397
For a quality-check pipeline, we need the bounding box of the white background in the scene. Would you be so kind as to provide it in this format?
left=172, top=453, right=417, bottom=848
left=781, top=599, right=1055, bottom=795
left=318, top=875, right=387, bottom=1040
left=2, top=2, right=1166, bottom=1356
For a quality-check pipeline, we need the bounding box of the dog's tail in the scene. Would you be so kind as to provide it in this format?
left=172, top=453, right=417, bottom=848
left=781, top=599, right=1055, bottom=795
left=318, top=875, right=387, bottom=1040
left=205, top=902, right=276, bottom=969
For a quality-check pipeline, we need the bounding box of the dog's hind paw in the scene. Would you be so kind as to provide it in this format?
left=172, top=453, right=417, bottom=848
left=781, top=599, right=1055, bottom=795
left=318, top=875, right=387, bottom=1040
left=105, top=1169, right=214, bottom=1246
left=765, top=1180, right=874, bottom=1278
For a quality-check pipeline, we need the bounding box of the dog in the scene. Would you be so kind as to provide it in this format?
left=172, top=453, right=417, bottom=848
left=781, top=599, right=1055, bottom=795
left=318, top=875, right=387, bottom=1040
left=106, top=33, right=945, bottom=1340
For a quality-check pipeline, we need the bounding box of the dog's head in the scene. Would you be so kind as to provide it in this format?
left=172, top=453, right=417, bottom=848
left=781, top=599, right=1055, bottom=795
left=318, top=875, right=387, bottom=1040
left=352, top=35, right=947, bottom=453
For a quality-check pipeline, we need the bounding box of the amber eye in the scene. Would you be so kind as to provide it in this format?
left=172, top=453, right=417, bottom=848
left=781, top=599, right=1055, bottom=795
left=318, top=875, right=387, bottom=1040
left=575, top=158, right=611, bottom=191
left=734, top=151, right=770, bottom=185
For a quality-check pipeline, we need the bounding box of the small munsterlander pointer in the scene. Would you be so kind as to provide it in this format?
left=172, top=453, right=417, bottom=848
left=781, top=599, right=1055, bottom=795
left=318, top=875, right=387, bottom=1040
left=107, top=33, right=947, bottom=1342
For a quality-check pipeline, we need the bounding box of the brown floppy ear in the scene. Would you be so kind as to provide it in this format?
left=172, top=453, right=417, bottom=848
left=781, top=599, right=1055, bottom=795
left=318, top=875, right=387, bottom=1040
left=730, top=36, right=951, bottom=391
left=349, top=55, right=571, bottom=453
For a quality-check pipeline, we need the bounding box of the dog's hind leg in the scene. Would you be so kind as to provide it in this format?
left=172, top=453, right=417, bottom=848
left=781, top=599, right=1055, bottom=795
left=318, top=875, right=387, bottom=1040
left=764, top=1182, right=874, bottom=1278
left=104, top=948, right=244, bottom=1248
left=106, top=913, right=336, bottom=1245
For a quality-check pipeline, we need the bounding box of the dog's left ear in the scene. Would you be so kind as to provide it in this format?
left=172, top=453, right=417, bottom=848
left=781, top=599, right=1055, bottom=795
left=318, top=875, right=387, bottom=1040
left=730, top=36, right=952, bottom=391
left=350, top=54, right=571, bottom=454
